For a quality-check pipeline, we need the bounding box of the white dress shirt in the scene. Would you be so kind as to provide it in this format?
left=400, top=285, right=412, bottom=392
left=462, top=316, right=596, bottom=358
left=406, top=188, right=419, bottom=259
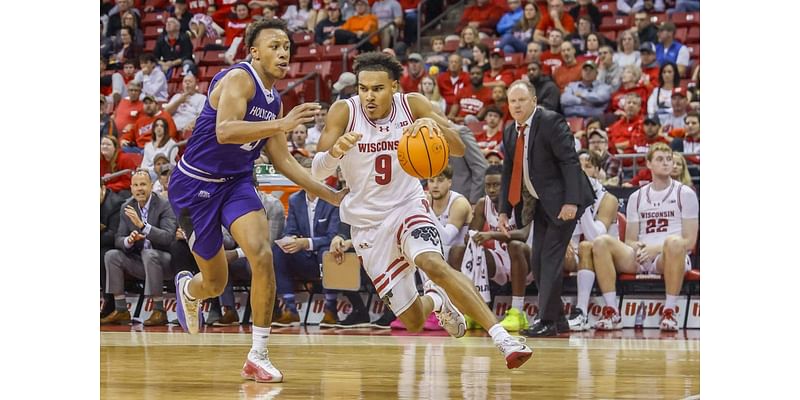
left=305, top=194, right=318, bottom=251
left=517, top=108, right=539, bottom=199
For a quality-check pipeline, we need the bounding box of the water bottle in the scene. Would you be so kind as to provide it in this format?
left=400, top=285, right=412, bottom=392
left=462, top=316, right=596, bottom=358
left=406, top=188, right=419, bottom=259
left=634, top=301, right=646, bottom=329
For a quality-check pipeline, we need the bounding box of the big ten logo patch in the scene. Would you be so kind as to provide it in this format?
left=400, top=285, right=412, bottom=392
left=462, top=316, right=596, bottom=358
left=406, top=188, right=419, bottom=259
left=368, top=294, right=386, bottom=322
left=685, top=297, right=700, bottom=329
left=621, top=296, right=686, bottom=329
left=586, top=296, right=611, bottom=326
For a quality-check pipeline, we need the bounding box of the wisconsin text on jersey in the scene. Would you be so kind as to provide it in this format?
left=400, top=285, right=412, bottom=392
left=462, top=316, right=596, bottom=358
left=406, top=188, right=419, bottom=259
left=358, top=140, right=400, bottom=153
left=640, top=210, right=677, bottom=219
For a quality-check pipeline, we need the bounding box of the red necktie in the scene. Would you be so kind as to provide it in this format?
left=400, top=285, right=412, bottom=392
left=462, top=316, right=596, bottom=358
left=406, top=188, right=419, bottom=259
left=509, top=124, right=526, bottom=207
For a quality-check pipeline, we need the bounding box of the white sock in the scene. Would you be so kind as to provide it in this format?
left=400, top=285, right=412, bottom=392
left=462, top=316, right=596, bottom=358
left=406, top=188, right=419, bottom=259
left=603, top=292, right=618, bottom=313
left=425, top=290, right=443, bottom=313
left=511, top=296, right=525, bottom=313
left=183, top=280, right=197, bottom=302
left=251, top=325, right=271, bottom=354
left=488, top=323, right=512, bottom=343
left=665, top=295, right=678, bottom=310
left=576, top=270, right=595, bottom=313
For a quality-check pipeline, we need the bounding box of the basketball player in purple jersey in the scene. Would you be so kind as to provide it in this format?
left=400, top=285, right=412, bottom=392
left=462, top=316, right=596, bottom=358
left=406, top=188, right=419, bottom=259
left=169, top=19, right=346, bottom=383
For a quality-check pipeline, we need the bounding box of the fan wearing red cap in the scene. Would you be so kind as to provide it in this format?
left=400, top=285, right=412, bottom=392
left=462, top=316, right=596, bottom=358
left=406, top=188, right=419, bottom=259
left=483, top=48, right=516, bottom=88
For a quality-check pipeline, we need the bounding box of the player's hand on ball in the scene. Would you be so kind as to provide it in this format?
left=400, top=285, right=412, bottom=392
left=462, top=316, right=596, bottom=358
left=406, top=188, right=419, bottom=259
left=329, top=132, right=362, bottom=158
left=284, top=103, right=322, bottom=131
left=405, top=117, right=441, bottom=139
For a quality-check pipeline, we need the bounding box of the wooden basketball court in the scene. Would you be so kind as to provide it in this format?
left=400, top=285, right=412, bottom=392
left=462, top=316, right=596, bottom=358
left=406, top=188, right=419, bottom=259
left=100, top=327, right=699, bottom=399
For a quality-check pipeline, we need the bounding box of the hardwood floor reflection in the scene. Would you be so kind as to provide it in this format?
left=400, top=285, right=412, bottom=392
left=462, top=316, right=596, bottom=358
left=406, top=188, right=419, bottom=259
left=100, top=332, right=699, bottom=399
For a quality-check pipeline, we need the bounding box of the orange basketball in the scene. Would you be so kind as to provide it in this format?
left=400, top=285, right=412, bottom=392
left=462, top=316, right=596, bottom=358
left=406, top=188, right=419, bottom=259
left=397, top=125, right=450, bottom=179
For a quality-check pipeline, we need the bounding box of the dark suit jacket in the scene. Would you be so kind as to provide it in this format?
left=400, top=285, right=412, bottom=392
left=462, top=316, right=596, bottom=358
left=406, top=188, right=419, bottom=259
left=500, top=107, right=595, bottom=224
left=283, top=190, right=340, bottom=252
left=101, top=190, right=126, bottom=248
left=115, top=193, right=177, bottom=253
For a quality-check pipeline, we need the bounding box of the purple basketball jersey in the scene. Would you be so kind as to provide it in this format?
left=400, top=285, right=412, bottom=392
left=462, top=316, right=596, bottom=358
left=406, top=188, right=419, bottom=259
left=180, top=61, right=282, bottom=178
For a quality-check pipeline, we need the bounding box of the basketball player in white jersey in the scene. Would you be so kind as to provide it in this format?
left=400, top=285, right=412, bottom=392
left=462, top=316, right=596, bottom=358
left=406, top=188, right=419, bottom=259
left=311, top=53, right=532, bottom=369
left=427, top=165, right=472, bottom=263
left=566, top=150, right=620, bottom=331
left=591, top=143, right=698, bottom=331
left=460, top=165, right=534, bottom=332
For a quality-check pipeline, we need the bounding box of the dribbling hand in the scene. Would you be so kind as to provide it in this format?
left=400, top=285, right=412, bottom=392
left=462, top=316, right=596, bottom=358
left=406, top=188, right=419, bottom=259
left=405, top=117, right=442, bottom=139
left=283, top=103, right=322, bottom=131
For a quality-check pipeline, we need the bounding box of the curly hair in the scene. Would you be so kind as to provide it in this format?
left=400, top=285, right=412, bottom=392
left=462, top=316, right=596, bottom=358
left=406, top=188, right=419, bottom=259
left=245, top=18, right=289, bottom=49
left=353, top=52, right=404, bottom=81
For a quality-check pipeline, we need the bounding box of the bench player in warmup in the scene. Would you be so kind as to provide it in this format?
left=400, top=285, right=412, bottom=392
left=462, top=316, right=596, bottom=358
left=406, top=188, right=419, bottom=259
left=449, top=165, right=534, bottom=331
left=565, top=150, right=620, bottom=331
left=590, top=143, right=698, bottom=331
left=168, top=19, right=346, bottom=383
left=311, top=52, right=533, bottom=369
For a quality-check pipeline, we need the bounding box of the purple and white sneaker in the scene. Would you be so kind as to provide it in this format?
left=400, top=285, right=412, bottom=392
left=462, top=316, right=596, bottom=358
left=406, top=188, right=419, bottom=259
left=174, top=271, right=203, bottom=334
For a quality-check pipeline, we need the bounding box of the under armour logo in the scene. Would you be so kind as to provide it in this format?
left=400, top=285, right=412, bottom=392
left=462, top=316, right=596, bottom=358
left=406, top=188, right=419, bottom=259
left=358, top=242, right=371, bottom=249
left=198, top=190, right=210, bottom=198
left=378, top=125, right=390, bottom=133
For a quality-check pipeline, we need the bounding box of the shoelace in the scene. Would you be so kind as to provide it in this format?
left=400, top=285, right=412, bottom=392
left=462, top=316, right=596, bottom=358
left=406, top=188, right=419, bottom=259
left=497, top=336, right=527, bottom=352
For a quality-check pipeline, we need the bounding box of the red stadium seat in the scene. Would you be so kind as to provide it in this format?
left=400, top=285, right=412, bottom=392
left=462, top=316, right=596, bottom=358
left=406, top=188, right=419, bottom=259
left=443, top=39, right=460, bottom=53
left=198, top=81, right=210, bottom=95
left=618, top=269, right=700, bottom=282
left=502, top=53, right=524, bottom=68
left=200, top=50, right=227, bottom=66
left=601, top=30, right=617, bottom=42
left=144, top=39, right=156, bottom=53
left=671, top=12, right=699, bottom=27
left=598, top=2, right=617, bottom=16
left=481, top=37, right=501, bottom=49
left=141, top=12, right=168, bottom=27
left=144, top=26, right=164, bottom=41
left=600, top=16, right=631, bottom=32
left=199, top=36, right=226, bottom=50
left=168, top=82, right=180, bottom=97
left=674, top=27, right=688, bottom=43
left=300, top=61, right=332, bottom=81
left=201, top=65, right=226, bottom=81
left=287, top=62, right=302, bottom=78
left=292, top=32, right=314, bottom=47
left=293, top=44, right=321, bottom=62
left=320, top=44, right=357, bottom=61
left=649, top=13, right=668, bottom=26
left=686, top=27, right=699, bottom=44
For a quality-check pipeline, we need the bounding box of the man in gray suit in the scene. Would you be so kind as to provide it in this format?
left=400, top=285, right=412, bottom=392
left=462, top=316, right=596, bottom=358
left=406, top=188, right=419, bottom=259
left=101, top=169, right=177, bottom=326
left=449, top=124, right=488, bottom=204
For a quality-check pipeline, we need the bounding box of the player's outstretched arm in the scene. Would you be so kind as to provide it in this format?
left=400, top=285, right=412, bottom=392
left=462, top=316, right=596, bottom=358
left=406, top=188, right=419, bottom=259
left=406, top=92, right=466, bottom=157
left=266, top=116, right=347, bottom=207
left=214, top=69, right=320, bottom=144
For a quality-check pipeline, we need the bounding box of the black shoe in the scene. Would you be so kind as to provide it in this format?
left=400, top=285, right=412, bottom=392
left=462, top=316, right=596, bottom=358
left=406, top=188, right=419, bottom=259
left=336, top=309, right=371, bottom=328
left=520, top=321, right=558, bottom=337
left=556, top=316, right=569, bottom=333
left=371, top=312, right=394, bottom=329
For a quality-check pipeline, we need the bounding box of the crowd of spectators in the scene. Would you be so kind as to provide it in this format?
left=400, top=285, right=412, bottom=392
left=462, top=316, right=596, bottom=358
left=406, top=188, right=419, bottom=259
left=100, top=0, right=699, bottom=328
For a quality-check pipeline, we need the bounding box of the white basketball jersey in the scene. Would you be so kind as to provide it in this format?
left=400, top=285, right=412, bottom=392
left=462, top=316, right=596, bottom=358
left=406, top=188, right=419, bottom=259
left=433, top=190, right=469, bottom=244
left=483, top=195, right=517, bottom=232
left=627, top=179, right=698, bottom=246
left=339, top=93, right=425, bottom=228
left=572, top=177, right=619, bottom=242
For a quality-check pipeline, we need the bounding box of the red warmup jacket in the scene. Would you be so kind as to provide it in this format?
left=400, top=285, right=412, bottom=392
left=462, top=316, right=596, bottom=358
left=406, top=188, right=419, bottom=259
left=457, top=4, right=505, bottom=34
left=101, top=152, right=141, bottom=193
left=437, top=71, right=470, bottom=108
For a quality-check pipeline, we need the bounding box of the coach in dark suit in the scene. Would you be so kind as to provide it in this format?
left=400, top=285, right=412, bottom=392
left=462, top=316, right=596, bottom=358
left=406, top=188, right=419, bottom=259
left=102, top=170, right=178, bottom=326
left=271, top=188, right=340, bottom=324
left=499, top=80, right=594, bottom=337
